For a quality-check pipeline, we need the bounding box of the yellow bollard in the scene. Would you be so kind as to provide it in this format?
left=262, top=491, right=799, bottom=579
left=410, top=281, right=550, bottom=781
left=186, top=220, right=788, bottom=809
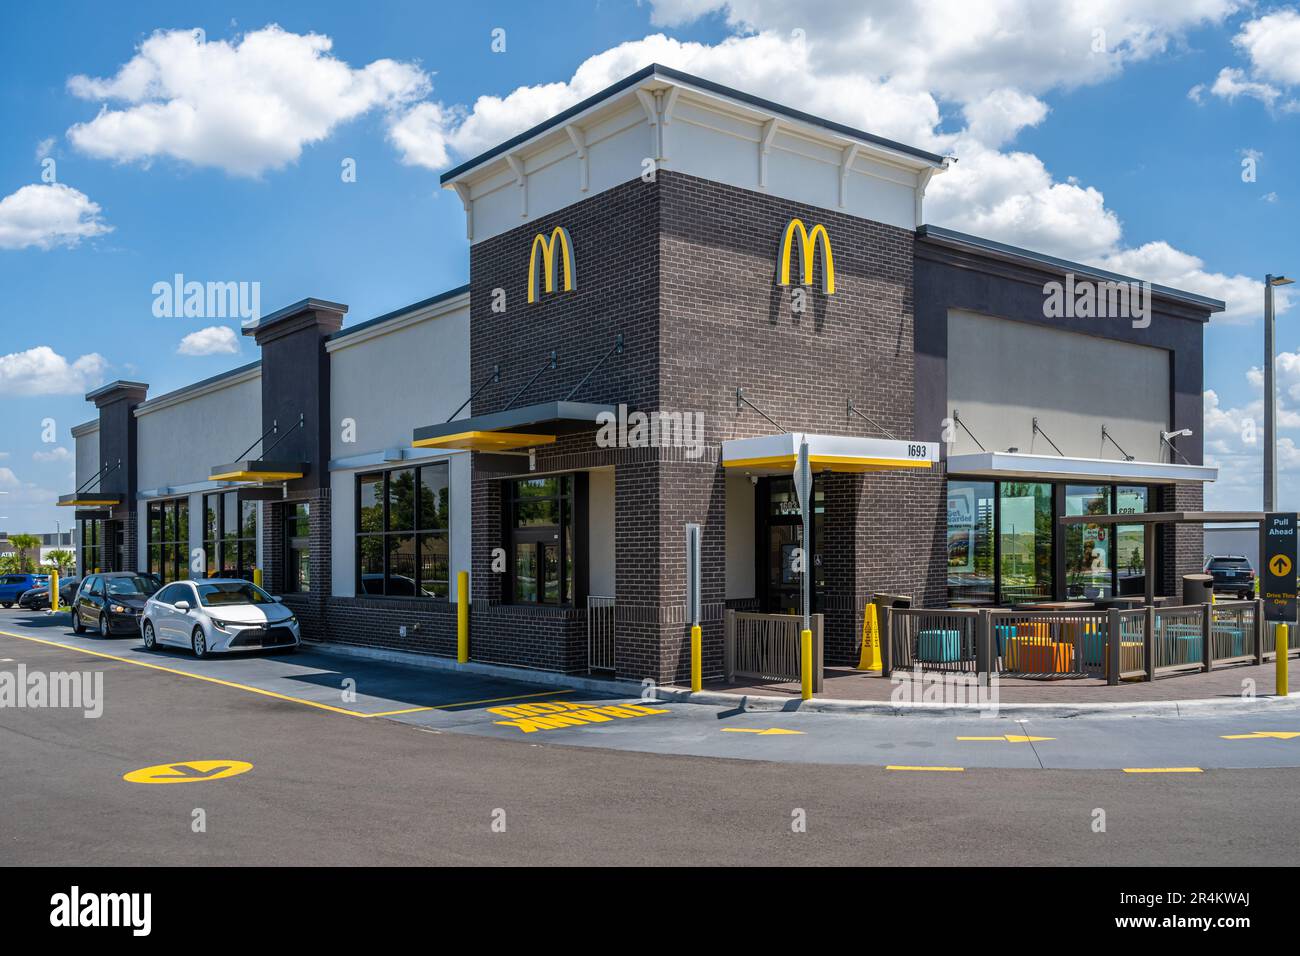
left=1278, top=623, right=1290, bottom=698
left=457, top=570, right=469, bottom=664
left=252, top=566, right=262, bottom=587
left=690, top=624, right=702, bottom=692
left=801, top=628, right=813, bottom=700
left=49, top=570, right=59, bottom=613
left=857, top=602, right=882, bottom=670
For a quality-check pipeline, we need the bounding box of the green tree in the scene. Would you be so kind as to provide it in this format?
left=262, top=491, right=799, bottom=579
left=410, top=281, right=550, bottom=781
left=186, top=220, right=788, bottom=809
left=9, top=534, right=41, bottom=572
left=44, top=549, right=75, bottom=575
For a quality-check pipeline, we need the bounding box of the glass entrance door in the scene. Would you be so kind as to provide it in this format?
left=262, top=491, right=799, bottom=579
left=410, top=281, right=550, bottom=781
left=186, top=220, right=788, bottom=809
left=759, top=476, right=824, bottom=614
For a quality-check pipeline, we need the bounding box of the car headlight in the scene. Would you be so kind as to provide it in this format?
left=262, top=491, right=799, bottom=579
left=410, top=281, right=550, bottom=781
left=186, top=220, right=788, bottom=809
left=110, top=604, right=129, bottom=614
left=210, top=618, right=235, bottom=630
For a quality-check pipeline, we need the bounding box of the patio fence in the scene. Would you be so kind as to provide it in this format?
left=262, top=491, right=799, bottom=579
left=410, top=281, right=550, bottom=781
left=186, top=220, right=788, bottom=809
left=724, top=611, right=823, bottom=692
left=882, top=599, right=1278, bottom=684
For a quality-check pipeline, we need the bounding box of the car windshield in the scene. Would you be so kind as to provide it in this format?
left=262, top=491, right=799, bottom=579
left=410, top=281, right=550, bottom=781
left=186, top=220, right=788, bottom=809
left=106, top=576, right=154, bottom=597
left=1209, top=558, right=1251, bottom=568
left=196, top=582, right=275, bottom=607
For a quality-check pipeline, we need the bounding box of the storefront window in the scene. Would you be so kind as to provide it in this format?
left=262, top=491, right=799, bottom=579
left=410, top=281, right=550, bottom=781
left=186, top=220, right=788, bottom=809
left=947, top=480, right=995, bottom=605
left=999, top=482, right=1052, bottom=604
left=147, top=498, right=188, bottom=583
left=1065, top=484, right=1112, bottom=599
left=202, top=492, right=258, bottom=580
left=79, top=519, right=102, bottom=575
left=1115, top=486, right=1149, bottom=596
left=285, top=503, right=310, bottom=592
left=356, top=462, right=450, bottom=598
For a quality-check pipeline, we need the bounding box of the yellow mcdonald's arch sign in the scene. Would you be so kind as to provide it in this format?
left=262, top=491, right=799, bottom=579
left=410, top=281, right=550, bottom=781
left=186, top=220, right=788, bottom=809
left=527, top=226, right=577, bottom=303
left=777, top=218, right=835, bottom=295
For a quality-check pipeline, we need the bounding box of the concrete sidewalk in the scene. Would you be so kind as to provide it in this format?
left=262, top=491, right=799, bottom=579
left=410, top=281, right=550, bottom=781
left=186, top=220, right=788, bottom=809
left=706, top=661, right=1286, bottom=704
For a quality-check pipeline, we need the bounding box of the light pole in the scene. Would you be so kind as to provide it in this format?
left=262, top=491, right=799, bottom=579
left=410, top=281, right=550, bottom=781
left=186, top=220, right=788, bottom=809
left=1265, top=274, right=1294, bottom=512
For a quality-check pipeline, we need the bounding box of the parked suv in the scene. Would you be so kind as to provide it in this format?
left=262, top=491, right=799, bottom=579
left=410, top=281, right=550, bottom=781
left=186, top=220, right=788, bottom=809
left=1204, top=555, right=1256, bottom=599
left=0, top=573, right=49, bottom=608
left=72, top=573, right=158, bottom=636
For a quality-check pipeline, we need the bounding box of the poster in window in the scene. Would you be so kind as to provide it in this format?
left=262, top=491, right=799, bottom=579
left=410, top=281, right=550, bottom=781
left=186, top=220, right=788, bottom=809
left=947, top=486, right=975, bottom=572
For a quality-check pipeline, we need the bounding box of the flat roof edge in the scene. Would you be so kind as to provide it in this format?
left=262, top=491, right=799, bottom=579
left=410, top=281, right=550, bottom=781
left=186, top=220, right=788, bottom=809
left=328, top=284, right=471, bottom=343
left=133, top=361, right=261, bottom=415
left=917, top=225, right=1227, bottom=314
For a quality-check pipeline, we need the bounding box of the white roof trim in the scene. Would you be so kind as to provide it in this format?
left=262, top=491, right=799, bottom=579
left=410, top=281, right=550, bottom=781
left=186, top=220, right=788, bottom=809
left=325, top=291, right=469, bottom=353
left=723, top=432, right=939, bottom=472
left=946, top=451, right=1217, bottom=485
left=134, top=365, right=261, bottom=418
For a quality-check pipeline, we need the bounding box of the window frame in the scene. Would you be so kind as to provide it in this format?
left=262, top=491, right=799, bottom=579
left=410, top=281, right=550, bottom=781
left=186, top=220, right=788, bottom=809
left=354, top=462, right=451, bottom=600
left=502, top=473, right=586, bottom=608
left=146, top=498, right=190, bottom=584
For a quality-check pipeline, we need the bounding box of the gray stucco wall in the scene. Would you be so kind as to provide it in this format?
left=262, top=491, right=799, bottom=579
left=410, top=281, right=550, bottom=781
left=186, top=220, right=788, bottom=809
left=946, top=309, right=1171, bottom=459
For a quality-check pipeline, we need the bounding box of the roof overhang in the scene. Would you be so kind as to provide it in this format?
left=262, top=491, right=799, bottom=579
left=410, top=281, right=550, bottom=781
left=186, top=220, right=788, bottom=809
left=208, top=461, right=307, bottom=483
left=723, top=433, right=939, bottom=475
left=412, top=401, right=614, bottom=452
left=947, top=451, right=1217, bottom=485
left=57, top=493, right=122, bottom=507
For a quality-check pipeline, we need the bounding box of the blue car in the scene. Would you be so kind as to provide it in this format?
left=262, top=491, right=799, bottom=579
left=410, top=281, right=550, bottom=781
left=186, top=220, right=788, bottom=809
left=0, top=573, right=49, bottom=608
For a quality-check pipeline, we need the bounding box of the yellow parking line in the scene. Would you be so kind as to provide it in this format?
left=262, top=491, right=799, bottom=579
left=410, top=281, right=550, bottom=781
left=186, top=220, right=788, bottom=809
left=1122, top=767, right=1204, bottom=774
left=886, top=765, right=964, bottom=772
left=0, top=629, right=570, bottom=719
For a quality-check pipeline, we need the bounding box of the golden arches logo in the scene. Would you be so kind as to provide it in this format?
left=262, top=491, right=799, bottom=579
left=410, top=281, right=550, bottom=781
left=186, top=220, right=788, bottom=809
left=527, top=226, right=577, bottom=303
left=777, top=218, right=835, bottom=295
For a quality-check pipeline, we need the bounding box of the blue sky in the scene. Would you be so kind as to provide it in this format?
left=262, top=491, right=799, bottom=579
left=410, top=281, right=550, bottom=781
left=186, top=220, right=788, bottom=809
left=1, top=0, right=1297, bottom=533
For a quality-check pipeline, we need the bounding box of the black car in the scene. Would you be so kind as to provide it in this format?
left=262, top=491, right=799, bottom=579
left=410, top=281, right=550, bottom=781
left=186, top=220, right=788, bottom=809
left=18, top=577, right=80, bottom=610
left=71, top=573, right=158, bottom=636
left=1205, top=555, right=1256, bottom=599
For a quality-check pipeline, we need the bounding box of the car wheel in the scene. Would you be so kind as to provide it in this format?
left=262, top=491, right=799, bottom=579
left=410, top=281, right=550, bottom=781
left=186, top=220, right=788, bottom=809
left=72, top=608, right=85, bottom=634
left=191, top=626, right=211, bottom=660
left=97, top=613, right=107, bottom=637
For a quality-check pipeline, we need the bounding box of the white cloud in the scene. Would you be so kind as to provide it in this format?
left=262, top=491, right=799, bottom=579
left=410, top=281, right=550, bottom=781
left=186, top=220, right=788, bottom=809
left=177, top=325, right=240, bottom=356
left=1100, top=241, right=1282, bottom=325
left=67, top=25, right=430, bottom=177
left=0, top=346, right=108, bottom=396
left=32, top=446, right=72, bottom=463
left=0, top=183, right=112, bottom=251
left=1193, top=9, right=1300, bottom=110
left=34, top=137, right=55, bottom=161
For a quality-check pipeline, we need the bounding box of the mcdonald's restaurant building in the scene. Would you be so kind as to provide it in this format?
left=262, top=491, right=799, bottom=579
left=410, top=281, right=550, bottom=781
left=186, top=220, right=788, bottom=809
left=65, top=65, right=1224, bottom=683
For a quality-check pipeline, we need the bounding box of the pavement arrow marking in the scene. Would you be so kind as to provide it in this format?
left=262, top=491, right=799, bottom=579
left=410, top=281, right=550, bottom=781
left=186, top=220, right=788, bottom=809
left=123, top=760, right=253, bottom=784
left=956, top=735, right=1055, bottom=743
left=1220, top=731, right=1300, bottom=740
left=721, top=728, right=805, bottom=736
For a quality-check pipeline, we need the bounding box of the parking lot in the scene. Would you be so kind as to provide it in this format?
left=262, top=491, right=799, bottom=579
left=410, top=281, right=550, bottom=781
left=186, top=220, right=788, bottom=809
left=4, top=607, right=1300, bottom=865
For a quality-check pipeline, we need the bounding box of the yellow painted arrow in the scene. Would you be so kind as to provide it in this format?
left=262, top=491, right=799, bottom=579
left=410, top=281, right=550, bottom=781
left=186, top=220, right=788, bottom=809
left=1220, top=731, right=1300, bottom=740
left=956, top=734, right=1055, bottom=743
left=721, top=727, right=805, bottom=736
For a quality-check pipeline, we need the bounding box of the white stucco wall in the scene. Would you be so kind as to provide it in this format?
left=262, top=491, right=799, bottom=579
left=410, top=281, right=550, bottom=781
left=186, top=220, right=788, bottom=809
left=726, top=473, right=756, bottom=600
left=588, top=467, right=615, bottom=596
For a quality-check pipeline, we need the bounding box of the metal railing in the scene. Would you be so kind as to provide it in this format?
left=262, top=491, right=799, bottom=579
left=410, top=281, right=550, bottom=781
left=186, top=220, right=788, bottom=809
left=724, top=611, right=823, bottom=691
left=587, top=595, right=616, bottom=672
left=882, top=599, right=1268, bottom=685
left=888, top=608, right=980, bottom=674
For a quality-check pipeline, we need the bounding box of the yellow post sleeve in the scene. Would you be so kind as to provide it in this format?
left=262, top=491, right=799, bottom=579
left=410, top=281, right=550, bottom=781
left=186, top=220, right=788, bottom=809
left=457, top=570, right=470, bottom=664
left=252, top=566, right=263, bottom=587
left=690, top=624, right=702, bottom=692
left=801, top=628, right=813, bottom=700
left=50, top=570, right=59, bottom=612
left=1279, top=623, right=1290, bottom=698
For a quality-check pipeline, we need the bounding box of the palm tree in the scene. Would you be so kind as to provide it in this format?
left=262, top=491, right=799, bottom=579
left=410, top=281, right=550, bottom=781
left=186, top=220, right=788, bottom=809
left=9, top=534, right=41, bottom=572
left=44, top=549, right=75, bottom=575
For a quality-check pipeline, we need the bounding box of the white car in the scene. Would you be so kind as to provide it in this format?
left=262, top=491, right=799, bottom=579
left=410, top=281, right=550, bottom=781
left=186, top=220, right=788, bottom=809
left=141, top=578, right=301, bottom=658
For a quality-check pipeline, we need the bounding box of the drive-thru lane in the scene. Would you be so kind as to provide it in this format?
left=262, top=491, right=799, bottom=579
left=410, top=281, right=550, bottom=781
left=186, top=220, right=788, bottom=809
left=3, top=611, right=1300, bottom=771
left=3, top=611, right=1300, bottom=866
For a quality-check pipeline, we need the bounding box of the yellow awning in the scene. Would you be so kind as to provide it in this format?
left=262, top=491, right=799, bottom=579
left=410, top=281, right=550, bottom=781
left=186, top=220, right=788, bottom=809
left=57, top=495, right=121, bottom=507
left=722, top=433, right=938, bottom=475
left=411, top=430, right=557, bottom=452
left=209, top=468, right=305, bottom=482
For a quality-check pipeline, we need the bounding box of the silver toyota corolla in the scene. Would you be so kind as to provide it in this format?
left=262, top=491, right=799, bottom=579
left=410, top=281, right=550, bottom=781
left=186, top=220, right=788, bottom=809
left=141, top=578, right=301, bottom=658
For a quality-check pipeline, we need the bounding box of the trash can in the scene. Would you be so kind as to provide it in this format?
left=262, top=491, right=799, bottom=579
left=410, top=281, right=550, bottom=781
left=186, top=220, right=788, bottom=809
left=1183, top=573, right=1214, bottom=606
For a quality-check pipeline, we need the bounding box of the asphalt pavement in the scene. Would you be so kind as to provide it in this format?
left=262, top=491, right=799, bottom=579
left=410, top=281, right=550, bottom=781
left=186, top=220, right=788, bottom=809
left=2, top=609, right=1299, bottom=866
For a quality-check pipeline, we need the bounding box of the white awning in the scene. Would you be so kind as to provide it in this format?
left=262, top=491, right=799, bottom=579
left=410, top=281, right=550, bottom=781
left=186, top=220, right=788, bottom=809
left=722, top=433, right=939, bottom=475
left=946, top=451, right=1216, bottom=484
